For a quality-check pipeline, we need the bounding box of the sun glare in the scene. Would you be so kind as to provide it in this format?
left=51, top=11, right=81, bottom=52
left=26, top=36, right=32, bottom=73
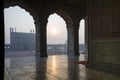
left=47, top=13, right=67, bottom=44
left=51, top=29, right=57, bottom=34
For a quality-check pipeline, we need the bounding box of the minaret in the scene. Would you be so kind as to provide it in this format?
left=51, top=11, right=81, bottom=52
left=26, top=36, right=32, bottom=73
left=9, top=27, right=13, bottom=46
left=11, top=28, right=14, bottom=32
left=9, top=27, right=12, bottom=32
left=10, top=27, right=14, bottom=33
left=33, top=29, right=34, bottom=33
left=15, top=28, right=16, bottom=32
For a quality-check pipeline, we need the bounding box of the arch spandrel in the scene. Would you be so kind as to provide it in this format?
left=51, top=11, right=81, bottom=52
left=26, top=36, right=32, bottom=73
left=48, top=9, right=74, bottom=29
left=55, top=10, right=74, bottom=29
left=4, top=0, right=39, bottom=23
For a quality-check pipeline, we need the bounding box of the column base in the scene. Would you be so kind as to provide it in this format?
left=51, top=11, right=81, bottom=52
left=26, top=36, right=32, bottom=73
left=40, top=54, right=48, bottom=57
left=67, top=51, right=80, bottom=56
left=75, top=53, right=80, bottom=56
left=35, top=52, right=48, bottom=57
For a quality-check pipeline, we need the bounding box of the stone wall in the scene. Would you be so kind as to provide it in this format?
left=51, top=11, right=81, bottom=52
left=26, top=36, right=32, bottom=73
left=92, top=38, right=120, bottom=72
left=87, top=0, right=120, bottom=73
left=10, top=32, right=36, bottom=51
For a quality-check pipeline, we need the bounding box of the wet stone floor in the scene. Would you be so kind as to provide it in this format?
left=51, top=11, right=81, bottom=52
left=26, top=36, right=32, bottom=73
left=5, top=55, right=120, bottom=80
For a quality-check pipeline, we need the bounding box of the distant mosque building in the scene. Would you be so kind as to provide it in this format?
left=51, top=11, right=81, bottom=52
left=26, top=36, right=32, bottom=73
left=9, top=27, right=36, bottom=51
left=5, top=27, right=84, bottom=54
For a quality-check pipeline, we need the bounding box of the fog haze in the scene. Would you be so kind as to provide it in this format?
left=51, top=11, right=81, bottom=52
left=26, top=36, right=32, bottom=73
left=4, top=6, right=84, bottom=44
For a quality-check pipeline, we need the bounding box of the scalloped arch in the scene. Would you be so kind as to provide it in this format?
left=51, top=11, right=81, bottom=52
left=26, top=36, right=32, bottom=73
left=4, top=0, right=38, bottom=23
left=48, top=9, right=74, bottom=29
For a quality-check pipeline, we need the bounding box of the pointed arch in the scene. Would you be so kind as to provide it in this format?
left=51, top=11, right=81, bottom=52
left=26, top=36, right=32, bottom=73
left=4, top=0, right=38, bottom=22
left=54, top=9, right=74, bottom=29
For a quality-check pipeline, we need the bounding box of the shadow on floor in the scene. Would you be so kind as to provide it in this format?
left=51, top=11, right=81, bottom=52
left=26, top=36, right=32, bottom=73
left=5, top=55, right=120, bottom=80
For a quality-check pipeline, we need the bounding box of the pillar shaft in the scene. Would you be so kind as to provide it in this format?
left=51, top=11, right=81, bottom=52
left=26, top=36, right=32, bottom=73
left=36, top=23, right=40, bottom=54
left=85, top=16, right=88, bottom=45
left=35, top=18, right=47, bottom=57
left=74, top=28, right=79, bottom=55
left=67, top=28, right=74, bottom=55
left=39, top=26, right=47, bottom=57
left=67, top=27, right=79, bottom=55
left=84, top=16, right=88, bottom=61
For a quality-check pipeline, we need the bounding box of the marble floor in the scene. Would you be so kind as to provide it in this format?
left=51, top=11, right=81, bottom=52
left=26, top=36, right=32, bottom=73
left=5, top=54, right=120, bottom=80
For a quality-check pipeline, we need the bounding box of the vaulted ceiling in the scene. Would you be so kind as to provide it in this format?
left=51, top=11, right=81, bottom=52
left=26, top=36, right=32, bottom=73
left=4, top=0, right=87, bottom=8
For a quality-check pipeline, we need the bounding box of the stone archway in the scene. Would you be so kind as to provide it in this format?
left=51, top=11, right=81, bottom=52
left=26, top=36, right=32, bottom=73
left=48, top=9, right=80, bottom=55
left=4, top=0, right=38, bottom=21
left=4, top=0, right=40, bottom=56
left=4, top=0, right=85, bottom=57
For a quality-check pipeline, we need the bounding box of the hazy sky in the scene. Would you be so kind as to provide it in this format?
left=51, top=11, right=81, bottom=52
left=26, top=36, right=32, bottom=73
left=4, top=6, right=84, bottom=44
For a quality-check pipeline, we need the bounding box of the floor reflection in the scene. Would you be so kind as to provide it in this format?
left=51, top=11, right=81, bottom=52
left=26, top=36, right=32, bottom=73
left=35, top=57, right=47, bottom=80
left=52, top=56, right=57, bottom=69
left=5, top=55, right=120, bottom=80
left=67, top=55, right=80, bottom=80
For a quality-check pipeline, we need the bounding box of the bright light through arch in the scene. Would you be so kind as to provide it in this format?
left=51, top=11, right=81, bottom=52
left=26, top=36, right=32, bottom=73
left=51, top=29, right=57, bottom=34
left=47, top=13, right=67, bottom=44
left=4, top=6, right=35, bottom=44
left=79, top=19, right=85, bottom=44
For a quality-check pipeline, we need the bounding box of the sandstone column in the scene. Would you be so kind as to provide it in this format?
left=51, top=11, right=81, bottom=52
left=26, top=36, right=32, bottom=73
left=67, top=27, right=79, bottom=55
left=35, top=18, right=48, bottom=57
